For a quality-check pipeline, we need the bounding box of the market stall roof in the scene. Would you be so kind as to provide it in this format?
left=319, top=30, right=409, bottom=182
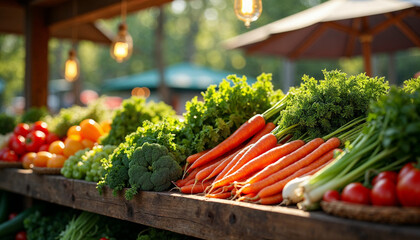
left=0, top=1, right=113, bottom=44
left=224, top=0, right=420, bottom=75
left=102, top=62, right=256, bottom=92
left=0, top=0, right=173, bottom=109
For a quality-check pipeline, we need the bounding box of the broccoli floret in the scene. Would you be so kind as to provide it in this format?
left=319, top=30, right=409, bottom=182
left=126, top=143, right=182, bottom=200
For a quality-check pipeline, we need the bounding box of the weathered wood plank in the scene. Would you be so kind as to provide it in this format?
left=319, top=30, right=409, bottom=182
left=0, top=168, right=419, bottom=240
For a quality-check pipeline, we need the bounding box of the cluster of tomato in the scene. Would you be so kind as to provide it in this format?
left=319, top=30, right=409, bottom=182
left=0, top=121, right=60, bottom=163
left=21, top=119, right=109, bottom=169
left=323, top=162, right=420, bottom=207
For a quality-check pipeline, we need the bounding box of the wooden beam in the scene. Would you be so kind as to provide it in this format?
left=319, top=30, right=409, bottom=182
left=387, top=13, right=420, bottom=48
left=344, top=18, right=361, bottom=57
left=289, top=23, right=328, bottom=59
left=324, top=21, right=359, bottom=36
left=370, top=8, right=414, bottom=36
left=246, top=33, right=285, bottom=54
left=24, top=5, right=49, bottom=109
left=48, top=0, right=172, bottom=32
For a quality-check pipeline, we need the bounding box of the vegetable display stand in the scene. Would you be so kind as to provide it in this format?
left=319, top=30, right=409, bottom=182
left=0, top=169, right=419, bottom=240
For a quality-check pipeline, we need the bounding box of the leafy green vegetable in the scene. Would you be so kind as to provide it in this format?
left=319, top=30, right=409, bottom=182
left=125, top=143, right=182, bottom=200
left=0, top=113, right=15, bottom=135
left=277, top=70, right=389, bottom=140
left=302, top=86, right=420, bottom=208
left=182, top=73, right=280, bottom=153
left=20, top=107, right=48, bottom=123
left=24, top=207, right=76, bottom=240
left=45, top=97, right=112, bottom=137
left=402, top=76, right=420, bottom=94
left=101, top=97, right=176, bottom=146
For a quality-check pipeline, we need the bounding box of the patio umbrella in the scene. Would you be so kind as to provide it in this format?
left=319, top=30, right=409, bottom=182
left=224, top=0, right=420, bottom=76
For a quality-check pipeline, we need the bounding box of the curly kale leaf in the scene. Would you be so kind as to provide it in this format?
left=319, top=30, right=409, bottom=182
left=101, top=97, right=176, bottom=146
left=402, top=77, right=420, bottom=94
left=182, top=73, right=277, bottom=153
left=277, top=70, right=389, bottom=140
left=126, top=143, right=182, bottom=200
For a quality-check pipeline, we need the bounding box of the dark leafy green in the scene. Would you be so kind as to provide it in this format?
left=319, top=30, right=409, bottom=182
left=101, top=97, right=176, bottom=146
left=0, top=113, right=15, bottom=135
left=277, top=70, right=389, bottom=140
left=182, top=73, right=281, bottom=153
left=21, top=107, right=48, bottom=123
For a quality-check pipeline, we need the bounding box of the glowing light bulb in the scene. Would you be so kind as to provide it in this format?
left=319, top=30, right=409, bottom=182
left=64, top=49, right=80, bottom=82
left=234, top=0, right=262, bottom=28
left=110, top=23, right=133, bottom=62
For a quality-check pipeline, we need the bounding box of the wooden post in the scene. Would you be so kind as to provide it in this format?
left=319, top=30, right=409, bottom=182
left=155, top=6, right=170, bottom=104
left=24, top=5, right=49, bottom=109
left=360, top=17, right=372, bottom=77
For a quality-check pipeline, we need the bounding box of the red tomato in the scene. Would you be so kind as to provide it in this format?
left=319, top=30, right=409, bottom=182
left=8, top=212, right=17, bottom=220
left=372, top=171, right=398, bottom=186
left=14, top=123, right=30, bottom=137
left=371, top=179, right=399, bottom=206
left=15, top=231, right=27, bottom=240
left=45, top=133, right=60, bottom=144
left=341, top=182, right=371, bottom=205
left=32, top=121, right=49, bottom=135
left=397, top=168, right=420, bottom=207
left=99, top=238, right=109, bottom=240
left=2, top=150, right=18, bottom=162
left=25, top=131, right=46, bottom=152
left=398, top=162, right=415, bottom=182
left=9, top=135, right=26, bottom=156
left=38, top=144, right=50, bottom=152
left=323, top=190, right=341, bottom=202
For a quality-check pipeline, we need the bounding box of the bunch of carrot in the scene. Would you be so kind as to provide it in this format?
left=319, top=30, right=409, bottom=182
left=174, top=113, right=343, bottom=205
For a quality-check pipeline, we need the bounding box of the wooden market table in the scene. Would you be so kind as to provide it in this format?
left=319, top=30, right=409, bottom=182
left=0, top=168, right=419, bottom=240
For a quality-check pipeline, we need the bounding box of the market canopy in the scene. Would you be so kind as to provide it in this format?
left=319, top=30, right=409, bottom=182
left=102, top=62, right=256, bottom=92
left=224, top=0, right=420, bottom=76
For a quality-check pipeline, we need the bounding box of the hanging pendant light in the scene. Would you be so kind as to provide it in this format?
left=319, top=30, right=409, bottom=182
left=234, top=0, right=262, bottom=28
left=110, top=0, right=133, bottom=62
left=64, top=48, right=80, bottom=82
left=64, top=0, right=80, bottom=82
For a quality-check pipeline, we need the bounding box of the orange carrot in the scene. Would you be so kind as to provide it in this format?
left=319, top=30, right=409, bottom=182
left=213, top=144, right=253, bottom=183
left=247, top=122, right=276, bottom=145
left=258, top=194, right=283, bottom=205
left=204, top=152, right=236, bottom=181
left=179, top=167, right=200, bottom=184
left=245, top=138, right=325, bottom=186
left=189, top=114, right=266, bottom=170
left=213, top=140, right=306, bottom=190
left=205, top=192, right=232, bottom=199
left=224, top=133, right=278, bottom=179
left=195, top=156, right=226, bottom=182
left=257, top=147, right=341, bottom=198
left=206, top=123, right=276, bottom=182
left=180, top=180, right=213, bottom=194
left=186, top=149, right=210, bottom=164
